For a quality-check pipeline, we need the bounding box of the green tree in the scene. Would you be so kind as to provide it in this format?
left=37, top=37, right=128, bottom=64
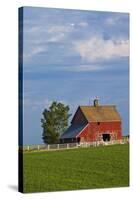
left=41, top=101, right=71, bottom=144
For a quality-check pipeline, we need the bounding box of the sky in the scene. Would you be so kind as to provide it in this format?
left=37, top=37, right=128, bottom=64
left=22, top=7, right=129, bottom=145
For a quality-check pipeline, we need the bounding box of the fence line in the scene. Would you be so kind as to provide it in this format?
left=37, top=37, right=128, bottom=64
left=19, top=138, right=129, bottom=152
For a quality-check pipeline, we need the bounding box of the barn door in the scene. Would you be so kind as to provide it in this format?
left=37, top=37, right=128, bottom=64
left=102, top=133, right=110, bottom=141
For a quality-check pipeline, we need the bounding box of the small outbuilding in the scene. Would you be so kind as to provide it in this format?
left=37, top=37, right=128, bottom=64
left=60, top=99, right=122, bottom=143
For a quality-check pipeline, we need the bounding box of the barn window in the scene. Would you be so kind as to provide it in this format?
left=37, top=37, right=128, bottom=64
left=97, top=122, right=100, bottom=125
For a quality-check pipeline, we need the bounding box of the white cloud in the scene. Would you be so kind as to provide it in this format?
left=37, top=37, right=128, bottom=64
left=105, top=15, right=128, bottom=26
left=74, top=36, right=129, bottom=61
left=23, top=46, right=47, bottom=61
left=78, top=22, right=88, bottom=27
left=47, top=33, right=65, bottom=42
left=62, top=65, right=103, bottom=72
left=25, top=26, right=43, bottom=34
left=70, top=23, right=75, bottom=27
left=47, top=24, right=75, bottom=42
left=105, top=17, right=117, bottom=26
left=48, top=25, right=74, bottom=34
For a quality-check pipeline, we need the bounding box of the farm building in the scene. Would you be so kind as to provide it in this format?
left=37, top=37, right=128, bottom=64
left=60, top=99, right=122, bottom=143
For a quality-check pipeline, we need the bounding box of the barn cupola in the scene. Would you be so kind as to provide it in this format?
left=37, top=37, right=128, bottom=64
left=93, top=98, right=99, bottom=107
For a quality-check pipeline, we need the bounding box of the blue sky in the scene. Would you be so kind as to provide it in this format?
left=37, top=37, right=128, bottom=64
left=22, top=7, right=129, bottom=145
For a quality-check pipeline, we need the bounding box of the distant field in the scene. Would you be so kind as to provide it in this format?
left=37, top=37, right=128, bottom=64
left=23, top=144, right=129, bottom=193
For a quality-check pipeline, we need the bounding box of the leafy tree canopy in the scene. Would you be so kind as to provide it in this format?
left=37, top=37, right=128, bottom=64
left=41, top=101, right=71, bottom=144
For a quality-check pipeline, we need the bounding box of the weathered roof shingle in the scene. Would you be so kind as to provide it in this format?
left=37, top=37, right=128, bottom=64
left=80, top=105, right=121, bottom=122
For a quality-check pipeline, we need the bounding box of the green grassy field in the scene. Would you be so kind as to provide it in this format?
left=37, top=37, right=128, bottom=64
left=23, top=144, right=129, bottom=193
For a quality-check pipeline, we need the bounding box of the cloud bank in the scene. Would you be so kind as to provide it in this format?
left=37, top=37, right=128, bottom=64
left=74, top=36, right=129, bottom=61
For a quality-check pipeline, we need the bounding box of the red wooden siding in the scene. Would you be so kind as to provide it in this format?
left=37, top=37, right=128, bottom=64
left=77, top=121, right=122, bottom=142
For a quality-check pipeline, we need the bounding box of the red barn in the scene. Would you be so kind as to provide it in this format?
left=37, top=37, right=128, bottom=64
left=60, top=99, right=122, bottom=143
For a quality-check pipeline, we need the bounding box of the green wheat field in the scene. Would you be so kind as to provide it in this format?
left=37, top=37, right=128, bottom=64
left=23, top=144, right=129, bottom=193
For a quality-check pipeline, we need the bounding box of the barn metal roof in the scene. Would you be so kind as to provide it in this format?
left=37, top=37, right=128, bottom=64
left=60, top=124, right=87, bottom=139
left=79, top=105, right=121, bottom=122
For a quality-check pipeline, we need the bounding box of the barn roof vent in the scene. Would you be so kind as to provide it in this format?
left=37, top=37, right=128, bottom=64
left=93, top=97, right=99, bottom=107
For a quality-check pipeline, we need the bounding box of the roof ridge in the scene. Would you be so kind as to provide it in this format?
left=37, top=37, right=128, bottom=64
left=80, top=105, right=116, bottom=107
